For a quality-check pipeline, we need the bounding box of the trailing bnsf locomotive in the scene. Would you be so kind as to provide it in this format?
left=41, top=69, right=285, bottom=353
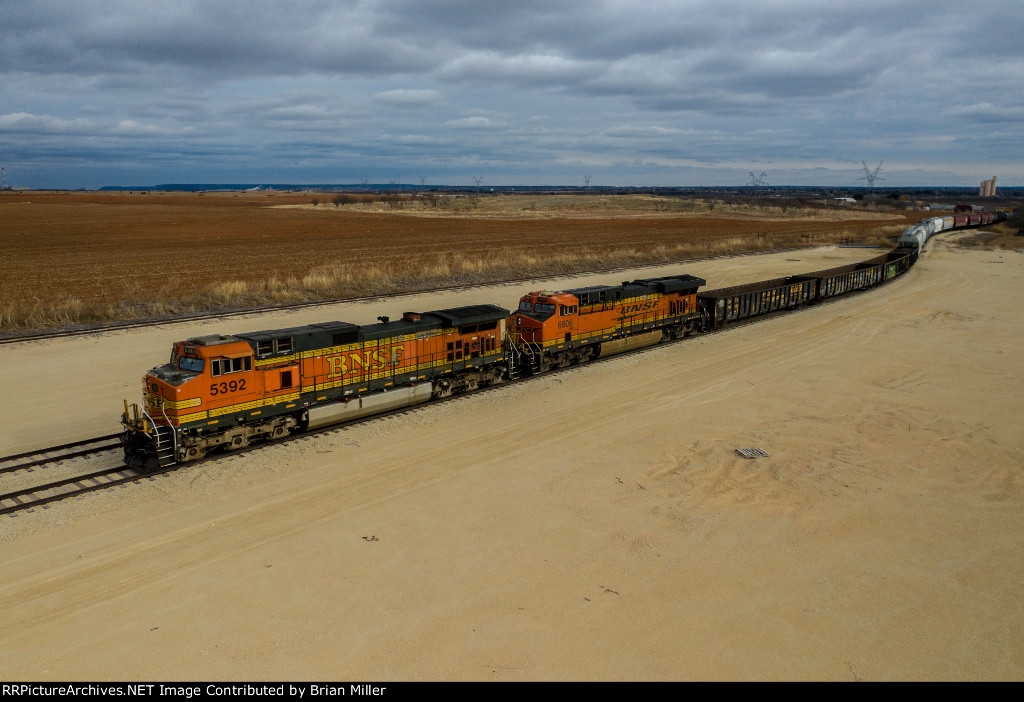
left=124, top=211, right=1001, bottom=471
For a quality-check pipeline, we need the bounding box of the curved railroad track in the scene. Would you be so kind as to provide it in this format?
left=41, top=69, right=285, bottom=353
left=0, top=245, right=831, bottom=346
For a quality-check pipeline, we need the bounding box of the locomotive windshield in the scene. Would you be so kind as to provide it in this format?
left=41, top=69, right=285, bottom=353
left=517, top=302, right=556, bottom=321
left=177, top=356, right=205, bottom=373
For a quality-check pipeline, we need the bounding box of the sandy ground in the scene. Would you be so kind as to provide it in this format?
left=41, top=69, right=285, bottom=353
left=0, top=241, right=1021, bottom=681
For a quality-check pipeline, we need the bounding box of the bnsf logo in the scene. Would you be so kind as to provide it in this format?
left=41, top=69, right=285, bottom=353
left=326, top=348, right=403, bottom=378
left=621, top=300, right=658, bottom=314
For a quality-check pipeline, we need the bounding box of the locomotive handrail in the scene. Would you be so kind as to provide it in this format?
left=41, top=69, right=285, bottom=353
left=141, top=407, right=157, bottom=435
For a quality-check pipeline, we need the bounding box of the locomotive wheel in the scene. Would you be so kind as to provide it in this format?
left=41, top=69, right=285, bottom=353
left=184, top=446, right=207, bottom=461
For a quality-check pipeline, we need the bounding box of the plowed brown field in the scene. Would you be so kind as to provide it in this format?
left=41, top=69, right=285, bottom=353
left=0, top=190, right=918, bottom=330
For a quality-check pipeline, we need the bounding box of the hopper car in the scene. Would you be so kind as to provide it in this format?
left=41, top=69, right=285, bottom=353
left=897, top=211, right=1002, bottom=254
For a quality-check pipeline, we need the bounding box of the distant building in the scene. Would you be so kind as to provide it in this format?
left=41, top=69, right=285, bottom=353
left=979, top=176, right=997, bottom=197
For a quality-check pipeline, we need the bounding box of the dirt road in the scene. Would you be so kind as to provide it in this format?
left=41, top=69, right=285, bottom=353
left=1, top=241, right=1021, bottom=680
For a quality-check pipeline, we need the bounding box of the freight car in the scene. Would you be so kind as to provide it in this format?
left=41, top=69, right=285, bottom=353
left=897, top=210, right=1002, bottom=254
left=696, top=275, right=818, bottom=329
left=697, top=248, right=916, bottom=329
left=123, top=304, right=508, bottom=469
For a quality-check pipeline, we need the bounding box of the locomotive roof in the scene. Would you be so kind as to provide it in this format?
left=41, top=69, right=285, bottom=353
left=560, top=273, right=706, bottom=298
left=626, top=274, right=706, bottom=293
left=233, top=304, right=510, bottom=351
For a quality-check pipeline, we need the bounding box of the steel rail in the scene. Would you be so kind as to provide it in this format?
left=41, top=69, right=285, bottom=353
left=0, top=465, right=164, bottom=515
left=0, top=247, right=818, bottom=345
left=0, top=434, right=123, bottom=475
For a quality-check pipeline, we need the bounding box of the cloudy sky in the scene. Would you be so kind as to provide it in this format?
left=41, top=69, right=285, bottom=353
left=2, top=0, right=1021, bottom=189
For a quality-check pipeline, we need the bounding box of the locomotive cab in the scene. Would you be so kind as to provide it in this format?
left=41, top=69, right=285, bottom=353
left=123, top=334, right=262, bottom=470
left=512, top=292, right=579, bottom=346
left=139, top=336, right=256, bottom=425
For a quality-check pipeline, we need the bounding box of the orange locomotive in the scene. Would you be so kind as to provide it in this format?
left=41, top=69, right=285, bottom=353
left=122, top=305, right=508, bottom=469
left=507, top=273, right=705, bottom=376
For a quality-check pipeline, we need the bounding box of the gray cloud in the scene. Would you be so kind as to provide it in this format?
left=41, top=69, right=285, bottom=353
left=1, top=0, right=1021, bottom=188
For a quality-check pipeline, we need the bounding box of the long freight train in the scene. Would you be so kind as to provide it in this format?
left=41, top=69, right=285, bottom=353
left=121, top=211, right=1001, bottom=469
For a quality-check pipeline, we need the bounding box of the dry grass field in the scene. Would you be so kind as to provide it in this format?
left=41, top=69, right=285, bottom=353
left=0, top=190, right=919, bottom=332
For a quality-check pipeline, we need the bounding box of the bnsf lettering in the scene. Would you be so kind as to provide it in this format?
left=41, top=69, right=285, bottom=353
left=622, top=301, right=658, bottom=314
left=326, top=348, right=404, bottom=378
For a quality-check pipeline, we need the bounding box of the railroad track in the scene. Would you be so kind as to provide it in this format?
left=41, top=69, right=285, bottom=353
left=0, top=246, right=822, bottom=346
left=0, top=434, right=147, bottom=515
left=0, top=465, right=172, bottom=516
left=0, top=434, right=123, bottom=476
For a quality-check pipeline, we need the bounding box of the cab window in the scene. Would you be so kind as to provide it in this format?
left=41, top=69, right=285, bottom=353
left=211, top=356, right=252, bottom=377
left=178, top=357, right=204, bottom=373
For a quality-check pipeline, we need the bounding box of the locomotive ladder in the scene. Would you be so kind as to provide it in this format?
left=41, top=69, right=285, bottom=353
left=506, top=338, right=524, bottom=380
left=153, top=425, right=177, bottom=467
left=145, top=406, right=178, bottom=468
left=505, top=334, right=541, bottom=380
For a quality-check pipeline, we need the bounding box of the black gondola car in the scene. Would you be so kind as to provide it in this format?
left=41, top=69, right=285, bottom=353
left=697, top=275, right=817, bottom=329
left=805, top=249, right=916, bottom=298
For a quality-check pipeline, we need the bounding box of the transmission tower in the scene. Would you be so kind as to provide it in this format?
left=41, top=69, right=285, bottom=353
left=748, top=171, right=768, bottom=196
left=1, top=167, right=8, bottom=190
left=859, top=161, right=884, bottom=189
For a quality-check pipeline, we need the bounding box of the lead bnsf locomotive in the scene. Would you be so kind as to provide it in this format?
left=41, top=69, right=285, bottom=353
left=123, top=211, right=1002, bottom=469
left=123, top=305, right=509, bottom=469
